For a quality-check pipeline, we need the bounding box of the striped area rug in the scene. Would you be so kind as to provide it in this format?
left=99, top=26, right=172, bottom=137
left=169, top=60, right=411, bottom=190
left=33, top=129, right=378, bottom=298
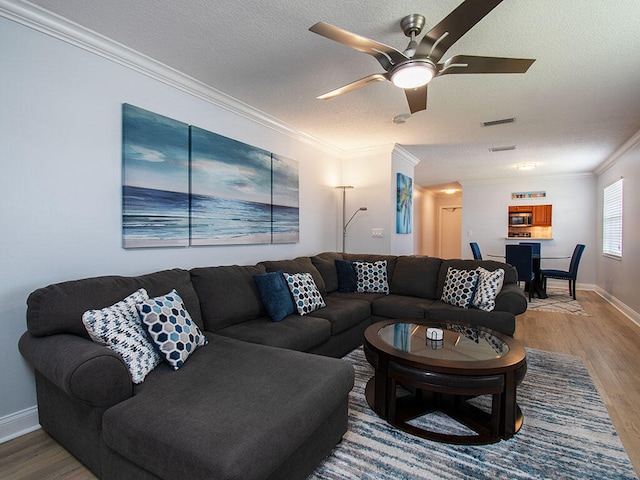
left=526, top=288, right=589, bottom=315
left=309, top=347, right=637, bottom=480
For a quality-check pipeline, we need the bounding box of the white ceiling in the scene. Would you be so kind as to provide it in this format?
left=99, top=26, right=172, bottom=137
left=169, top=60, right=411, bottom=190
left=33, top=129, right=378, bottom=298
left=15, top=0, right=640, bottom=191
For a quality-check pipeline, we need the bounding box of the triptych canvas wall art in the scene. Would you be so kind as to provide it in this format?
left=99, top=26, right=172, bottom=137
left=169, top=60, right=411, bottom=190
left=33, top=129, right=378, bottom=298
left=122, top=104, right=299, bottom=248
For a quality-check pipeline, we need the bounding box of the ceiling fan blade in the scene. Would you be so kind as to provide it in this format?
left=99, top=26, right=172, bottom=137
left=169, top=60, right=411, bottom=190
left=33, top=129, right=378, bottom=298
left=437, top=55, right=535, bottom=76
left=317, top=73, right=388, bottom=100
left=404, top=85, right=428, bottom=114
left=416, top=0, right=504, bottom=62
left=309, top=22, right=408, bottom=71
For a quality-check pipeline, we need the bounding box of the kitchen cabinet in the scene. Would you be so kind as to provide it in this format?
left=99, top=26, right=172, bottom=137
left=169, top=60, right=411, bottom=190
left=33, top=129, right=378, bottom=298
left=508, top=206, right=533, bottom=213
left=531, top=204, right=552, bottom=226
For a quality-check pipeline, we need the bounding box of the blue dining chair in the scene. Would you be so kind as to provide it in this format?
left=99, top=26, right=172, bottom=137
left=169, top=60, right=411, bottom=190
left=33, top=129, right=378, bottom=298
left=519, top=242, right=541, bottom=256
left=470, top=242, right=482, bottom=260
left=506, top=244, right=535, bottom=301
left=540, top=244, right=586, bottom=300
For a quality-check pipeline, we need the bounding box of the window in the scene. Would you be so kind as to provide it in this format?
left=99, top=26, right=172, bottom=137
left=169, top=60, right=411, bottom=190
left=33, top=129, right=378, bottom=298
left=603, top=178, right=623, bottom=258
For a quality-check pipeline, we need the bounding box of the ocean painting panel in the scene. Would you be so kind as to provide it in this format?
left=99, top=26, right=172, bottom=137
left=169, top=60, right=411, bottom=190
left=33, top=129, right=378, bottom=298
left=190, top=126, right=272, bottom=245
left=272, top=154, right=299, bottom=244
left=396, top=172, right=413, bottom=234
left=122, top=104, right=190, bottom=248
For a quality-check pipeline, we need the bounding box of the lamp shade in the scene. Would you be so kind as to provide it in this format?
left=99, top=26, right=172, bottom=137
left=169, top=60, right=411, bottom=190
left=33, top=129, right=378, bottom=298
left=391, top=61, right=436, bottom=89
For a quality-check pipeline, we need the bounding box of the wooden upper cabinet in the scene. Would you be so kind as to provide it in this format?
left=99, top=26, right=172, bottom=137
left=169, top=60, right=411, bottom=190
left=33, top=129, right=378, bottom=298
left=531, top=204, right=552, bottom=226
left=508, top=205, right=533, bottom=213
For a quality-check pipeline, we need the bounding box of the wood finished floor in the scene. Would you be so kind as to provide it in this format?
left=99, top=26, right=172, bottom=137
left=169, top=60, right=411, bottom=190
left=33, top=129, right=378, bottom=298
left=1, top=290, right=639, bottom=479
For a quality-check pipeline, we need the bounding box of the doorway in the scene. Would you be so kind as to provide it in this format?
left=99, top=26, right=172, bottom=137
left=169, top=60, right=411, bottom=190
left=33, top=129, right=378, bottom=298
left=438, top=206, right=462, bottom=259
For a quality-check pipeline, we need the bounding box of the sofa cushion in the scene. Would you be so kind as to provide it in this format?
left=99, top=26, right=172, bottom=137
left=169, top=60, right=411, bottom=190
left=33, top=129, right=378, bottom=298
left=310, top=252, right=344, bottom=293
left=284, top=272, right=326, bottom=315
left=103, top=335, right=354, bottom=480
left=27, top=269, right=203, bottom=338
left=82, top=288, right=161, bottom=384
left=335, top=260, right=357, bottom=293
left=253, top=270, right=296, bottom=322
left=472, top=267, right=505, bottom=312
left=390, top=256, right=442, bottom=299
left=259, top=257, right=327, bottom=295
left=138, top=290, right=208, bottom=370
left=441, top=267, right=479, bottom=308
left=354, top=260, right=390, bottom=294
left=190, top=264, right=267, bottom=331
left=307, top=297, right=371, bottom=335
left=371, top=294, right=435, bottom=319
left=214, top=315, right=331, bottom=351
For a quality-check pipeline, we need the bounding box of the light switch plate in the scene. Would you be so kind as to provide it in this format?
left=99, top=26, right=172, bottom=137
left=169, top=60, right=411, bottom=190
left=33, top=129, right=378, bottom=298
left=372, top=228, right=383, bottom=238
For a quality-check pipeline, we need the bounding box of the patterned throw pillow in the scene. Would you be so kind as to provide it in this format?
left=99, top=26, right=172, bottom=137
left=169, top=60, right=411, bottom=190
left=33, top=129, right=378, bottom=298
left=137, top=290, right=207, bottom=371
left=472, top=267, right=505, bottom=312
left=441, top=267, right=479, bottom=309
left=82, top=288, right=161, bottom=384
left=354, top=260, right=389, bottom=294
left=283, top=272, right=326, bottom=315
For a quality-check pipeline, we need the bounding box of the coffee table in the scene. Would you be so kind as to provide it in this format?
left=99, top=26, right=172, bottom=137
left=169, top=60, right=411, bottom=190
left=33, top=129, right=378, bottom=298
left=363, top=320, right=527, bottom=445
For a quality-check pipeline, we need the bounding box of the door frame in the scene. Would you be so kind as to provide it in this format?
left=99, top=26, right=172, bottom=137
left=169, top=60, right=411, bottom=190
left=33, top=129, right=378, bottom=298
left=438, top=205, right=462, bottom=258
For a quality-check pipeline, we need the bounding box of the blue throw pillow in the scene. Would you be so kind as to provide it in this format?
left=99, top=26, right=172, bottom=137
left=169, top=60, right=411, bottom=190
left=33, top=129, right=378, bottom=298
left=253, top=270, right=296, bottom=322
left=335, top=260, right=357, bottom=293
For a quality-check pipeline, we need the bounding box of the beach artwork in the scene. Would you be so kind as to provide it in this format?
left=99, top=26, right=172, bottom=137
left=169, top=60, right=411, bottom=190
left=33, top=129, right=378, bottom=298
left=122, top=104, right=190, bottom=248
left=396, top=173, right=412, bottom=234
left=122, top=104, right=299, bottom=248
left=271, top=153, right=299, bottom=244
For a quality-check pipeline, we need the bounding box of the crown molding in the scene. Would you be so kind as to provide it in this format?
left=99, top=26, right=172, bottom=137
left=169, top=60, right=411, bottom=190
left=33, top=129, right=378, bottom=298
left=460, top=171, right=595, bottom=187
left=0, top=0, right=348, bottom=158
left=392, top=145, right=421, bottom=167
left=593, top=127, right=640, bottom=176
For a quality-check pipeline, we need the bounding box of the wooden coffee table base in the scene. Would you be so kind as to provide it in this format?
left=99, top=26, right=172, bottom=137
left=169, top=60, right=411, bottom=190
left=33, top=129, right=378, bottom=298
left=365, top=378, right=523, bottom=445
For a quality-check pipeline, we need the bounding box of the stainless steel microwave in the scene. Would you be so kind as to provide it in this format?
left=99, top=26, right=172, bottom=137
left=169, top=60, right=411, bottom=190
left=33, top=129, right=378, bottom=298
left=509, top=212, right=532, bottom=226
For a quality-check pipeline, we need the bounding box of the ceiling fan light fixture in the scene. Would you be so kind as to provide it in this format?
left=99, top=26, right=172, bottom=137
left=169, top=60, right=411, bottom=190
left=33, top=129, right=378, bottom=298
left=390, top=61, right=436, bottom=89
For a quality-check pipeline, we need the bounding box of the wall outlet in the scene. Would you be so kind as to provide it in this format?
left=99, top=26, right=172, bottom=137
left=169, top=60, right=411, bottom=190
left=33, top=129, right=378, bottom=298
left=372, top=228, right=383, bottom=238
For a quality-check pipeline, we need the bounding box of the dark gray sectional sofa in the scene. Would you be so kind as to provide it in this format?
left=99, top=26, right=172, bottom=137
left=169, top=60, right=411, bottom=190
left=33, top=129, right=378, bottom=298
left=19, top=252, right=526, bottom=480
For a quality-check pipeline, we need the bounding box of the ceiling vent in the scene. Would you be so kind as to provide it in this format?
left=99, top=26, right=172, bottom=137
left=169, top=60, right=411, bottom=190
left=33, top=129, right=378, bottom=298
left=489, top=145, right=517, bottom=152
left=482, top=117, right=515, bottom=127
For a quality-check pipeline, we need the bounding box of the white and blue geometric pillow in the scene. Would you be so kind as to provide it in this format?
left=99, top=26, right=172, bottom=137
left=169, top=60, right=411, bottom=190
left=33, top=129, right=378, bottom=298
left=137, top=289, right=207, bottom=371
left=82, top=288, right=161, bottom=384
left=283, top=272, right=326, bottom=315
left=354, top=260, right=390, bottom=294
left=441, top=267, right=479, bottom=309
left=472, top=267, right=505, bottom=312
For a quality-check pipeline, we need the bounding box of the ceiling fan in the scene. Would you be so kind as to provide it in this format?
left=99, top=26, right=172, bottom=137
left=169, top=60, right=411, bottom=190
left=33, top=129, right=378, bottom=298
left=309, top=0, right=535, bottom=114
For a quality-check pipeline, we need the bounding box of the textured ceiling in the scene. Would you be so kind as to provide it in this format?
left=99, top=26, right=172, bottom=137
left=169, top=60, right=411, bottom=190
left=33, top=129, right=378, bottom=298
left=17, top=0, right=640, bottom=191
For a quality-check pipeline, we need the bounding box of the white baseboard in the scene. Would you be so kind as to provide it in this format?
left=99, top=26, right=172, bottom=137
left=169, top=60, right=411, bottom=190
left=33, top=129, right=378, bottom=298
left=594, top=286, right=640, bottom=328
left=0, top=406, right=40, bottom=444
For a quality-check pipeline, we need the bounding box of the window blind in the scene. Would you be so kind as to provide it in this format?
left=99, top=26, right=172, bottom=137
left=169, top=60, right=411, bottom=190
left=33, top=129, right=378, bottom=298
left=603, top=178, right=623, bottom=257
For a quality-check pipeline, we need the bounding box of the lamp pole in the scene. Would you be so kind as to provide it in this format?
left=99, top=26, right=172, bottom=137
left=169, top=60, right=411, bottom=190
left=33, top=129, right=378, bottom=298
left=336, top=186, right=353, bottom=252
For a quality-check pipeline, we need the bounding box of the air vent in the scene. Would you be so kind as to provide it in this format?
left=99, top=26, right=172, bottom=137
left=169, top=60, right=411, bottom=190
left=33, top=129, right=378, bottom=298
left=482, top=117, right=515, bottom=127
left=489, top=145, right=517, bottom=152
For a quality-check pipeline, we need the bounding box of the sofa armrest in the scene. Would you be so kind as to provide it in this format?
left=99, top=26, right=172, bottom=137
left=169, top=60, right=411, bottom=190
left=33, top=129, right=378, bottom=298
left=494, top=284, right=527, bottom=316
left=19, top=332, right=133, bottom=408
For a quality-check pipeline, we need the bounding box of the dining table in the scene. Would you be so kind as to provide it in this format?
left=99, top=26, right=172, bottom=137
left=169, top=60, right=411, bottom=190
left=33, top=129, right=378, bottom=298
left=487, top=253, right=570, bottom=299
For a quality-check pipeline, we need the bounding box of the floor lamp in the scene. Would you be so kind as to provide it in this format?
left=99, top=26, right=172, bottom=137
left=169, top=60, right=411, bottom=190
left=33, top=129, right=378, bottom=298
left=336, top=185, right=367, bottom=253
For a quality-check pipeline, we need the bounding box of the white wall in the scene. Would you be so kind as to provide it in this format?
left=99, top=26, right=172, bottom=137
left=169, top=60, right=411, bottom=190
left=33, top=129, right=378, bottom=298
left=414, top=187, right=438, bottom=256
left=596, top=139, right=640, bottom=317
left=460, top=175, right=598, bottom=285
left=340, top=147, right=393, bottom=253
left=0, top=18, right=341, bottom=426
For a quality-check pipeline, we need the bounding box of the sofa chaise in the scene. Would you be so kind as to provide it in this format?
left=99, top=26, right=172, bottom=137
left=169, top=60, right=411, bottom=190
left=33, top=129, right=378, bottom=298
left=19, top=252, right=526, bottom=480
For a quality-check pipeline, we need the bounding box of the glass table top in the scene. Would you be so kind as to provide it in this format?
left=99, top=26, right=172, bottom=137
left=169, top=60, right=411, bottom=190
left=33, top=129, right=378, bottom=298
left=378, top=323, right=509, bottom=362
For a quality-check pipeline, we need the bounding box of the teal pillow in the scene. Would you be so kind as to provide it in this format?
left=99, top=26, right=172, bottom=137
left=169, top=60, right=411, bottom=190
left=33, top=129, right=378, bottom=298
left=253, top=270, right=296, bottom=322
